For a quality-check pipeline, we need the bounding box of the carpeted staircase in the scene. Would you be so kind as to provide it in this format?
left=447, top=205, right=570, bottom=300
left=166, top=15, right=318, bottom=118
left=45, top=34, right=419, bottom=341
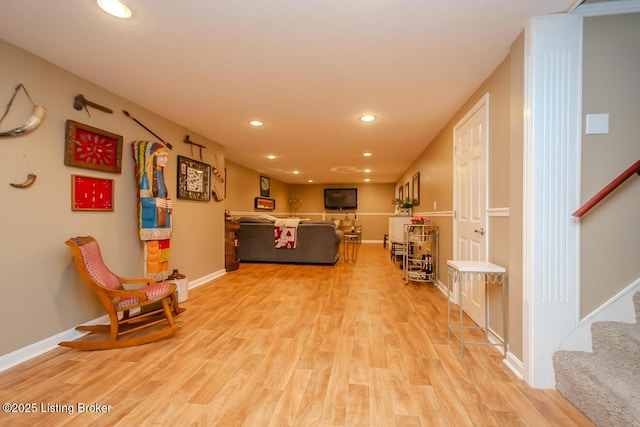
left=553, top=292, right=640, bottom=427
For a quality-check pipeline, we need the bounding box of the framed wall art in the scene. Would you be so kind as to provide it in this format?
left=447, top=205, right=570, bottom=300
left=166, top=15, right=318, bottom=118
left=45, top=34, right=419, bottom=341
left=404, top=182, right=410, bottom=201
left=255, top=197, right=275, bottom=210
left=71, top=174, right=114, bottom=211
left=177, top=155, right=211, bottom=201
left=260, top=176, right=270, bottom=197
left=64, top=120, right=123, bottom=173
left=411, top=172, right=420, bottom=206
left=398, top=185, right=404, bottom=201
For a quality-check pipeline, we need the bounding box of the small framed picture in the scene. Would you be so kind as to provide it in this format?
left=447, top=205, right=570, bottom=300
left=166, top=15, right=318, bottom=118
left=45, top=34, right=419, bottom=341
left=260, top=176, right=270, bottom=197
left=71, top=174, right=114, bottom=211
left=412, top=172, right=420, bottom=206
left=177, top=156, right=211, bottom=202
left=255, top=197, right=275, bottom=210
left=64, top=120, right=123, bottom=173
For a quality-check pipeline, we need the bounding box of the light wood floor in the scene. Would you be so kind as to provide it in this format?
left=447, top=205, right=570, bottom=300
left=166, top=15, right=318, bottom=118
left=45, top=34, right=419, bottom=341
left=0, top=244, right=593, bottom=426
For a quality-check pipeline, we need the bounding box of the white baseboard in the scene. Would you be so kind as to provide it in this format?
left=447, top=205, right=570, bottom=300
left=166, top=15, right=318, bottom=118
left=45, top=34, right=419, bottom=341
left=504, top=351, right=524, bottom=379
left=0, top=314, right=108, bottom=373
left=189, top=269, right=226, bottom=290
left=560, top=277, right=640, bottom=352
left=0, top=269, right=228, bottom=373
left=436, top=277, right=522, bottom=378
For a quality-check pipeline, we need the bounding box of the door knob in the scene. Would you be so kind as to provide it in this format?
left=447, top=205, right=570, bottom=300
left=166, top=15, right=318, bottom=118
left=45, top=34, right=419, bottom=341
left=474, top=227, right=485, bottom=235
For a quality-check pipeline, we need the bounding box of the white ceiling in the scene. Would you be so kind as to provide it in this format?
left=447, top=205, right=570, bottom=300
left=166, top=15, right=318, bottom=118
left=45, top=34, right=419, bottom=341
left=0, top=0, right=576, bottom=184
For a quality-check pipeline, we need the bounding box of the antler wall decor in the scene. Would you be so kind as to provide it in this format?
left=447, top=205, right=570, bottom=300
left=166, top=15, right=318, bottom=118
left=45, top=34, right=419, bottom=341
left=0, top=84, right=47, bottom=138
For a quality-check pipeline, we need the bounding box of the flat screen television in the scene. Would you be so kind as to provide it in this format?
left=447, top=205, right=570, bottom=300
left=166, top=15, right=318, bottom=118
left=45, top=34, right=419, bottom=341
left=324, top=188, right=358, bottom=210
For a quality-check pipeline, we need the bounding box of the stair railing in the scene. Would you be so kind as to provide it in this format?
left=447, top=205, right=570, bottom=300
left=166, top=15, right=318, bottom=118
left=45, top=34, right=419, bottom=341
left=573, top=159, right=640, bottom=218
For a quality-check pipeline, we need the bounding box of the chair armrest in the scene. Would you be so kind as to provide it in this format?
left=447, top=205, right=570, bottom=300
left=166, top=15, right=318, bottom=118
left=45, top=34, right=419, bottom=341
left=103, top=287, right=148, bottom=302
left=118, top=276, right=155, bottom=286
left=120, top=276, right=155, bottom=291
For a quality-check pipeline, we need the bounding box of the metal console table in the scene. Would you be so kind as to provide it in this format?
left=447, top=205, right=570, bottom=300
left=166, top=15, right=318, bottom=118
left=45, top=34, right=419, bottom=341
left=446, top=260, right=507, bottom=357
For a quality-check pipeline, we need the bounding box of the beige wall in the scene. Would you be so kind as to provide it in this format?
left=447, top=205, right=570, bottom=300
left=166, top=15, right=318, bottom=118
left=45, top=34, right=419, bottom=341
left=580, top=13, right=640, bottom=316
left=289, top=183, right=397, bottom=242
left=224, top=165, right=396, bottom=242
left=224, top=160, right=291, bottom=214
left=508, top=31, right=525, bottom=358
left=3, top=11, right=636, bottom=366
left=396, top=38, right=524, bottom=358
left=0, top=40, right=226, bottom=356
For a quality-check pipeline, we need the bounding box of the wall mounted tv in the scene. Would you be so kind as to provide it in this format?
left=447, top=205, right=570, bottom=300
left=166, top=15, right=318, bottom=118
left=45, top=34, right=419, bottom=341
left=324, top=188, right=358, bottom=210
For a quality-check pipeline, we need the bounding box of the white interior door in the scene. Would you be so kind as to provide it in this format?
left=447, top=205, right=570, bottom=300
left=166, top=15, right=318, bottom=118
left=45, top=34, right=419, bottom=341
left=454, top=94, right=488, bottom=327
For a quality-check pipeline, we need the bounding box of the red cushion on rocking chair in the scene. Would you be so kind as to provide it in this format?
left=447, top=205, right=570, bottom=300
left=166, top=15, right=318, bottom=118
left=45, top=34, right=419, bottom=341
left=115, top=281, right=174, bottom=309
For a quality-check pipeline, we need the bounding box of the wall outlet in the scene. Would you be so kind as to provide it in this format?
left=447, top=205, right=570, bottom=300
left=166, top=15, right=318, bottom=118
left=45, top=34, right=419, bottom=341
left=433, top=201, right=437, bottom=210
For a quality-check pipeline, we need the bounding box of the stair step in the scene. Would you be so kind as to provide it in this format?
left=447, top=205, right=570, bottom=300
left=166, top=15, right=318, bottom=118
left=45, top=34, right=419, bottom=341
left=591, top=321, right=640, bottom=369
left=553, top=350, right=640, bottom=427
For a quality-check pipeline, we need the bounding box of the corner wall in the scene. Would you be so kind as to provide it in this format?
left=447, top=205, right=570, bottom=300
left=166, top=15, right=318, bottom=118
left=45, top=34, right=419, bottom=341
left=396, top=39, right=524, bottom=362
left=580, top=12, right=640, bottom=316
left=0, top=39, right=226, bottom=357
left=224, top=159, right=396, bottom=242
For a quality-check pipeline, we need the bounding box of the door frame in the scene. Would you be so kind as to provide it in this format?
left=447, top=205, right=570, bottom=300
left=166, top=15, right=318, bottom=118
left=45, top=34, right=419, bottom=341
left=452, top=92, right=490, bottom=305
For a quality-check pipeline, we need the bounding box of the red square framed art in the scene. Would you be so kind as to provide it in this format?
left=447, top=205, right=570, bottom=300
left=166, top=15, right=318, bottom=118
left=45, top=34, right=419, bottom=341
left=255, top=197, right=275, bottom=210
left=71, top=174, right=114, bottom=211
left=64, top=120, right=123, bottom=173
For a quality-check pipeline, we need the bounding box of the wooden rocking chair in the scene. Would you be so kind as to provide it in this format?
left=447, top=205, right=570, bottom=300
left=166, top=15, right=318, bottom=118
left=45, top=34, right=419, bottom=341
left=60, top=236, right=184, bottom=350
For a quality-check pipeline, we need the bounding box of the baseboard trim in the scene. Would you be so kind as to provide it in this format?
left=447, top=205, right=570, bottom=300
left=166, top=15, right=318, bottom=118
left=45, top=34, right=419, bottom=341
left=435, top=277, right=520, bottom=374
left=189, top=269, right=227, bottom=290
left=503, top=351, right=524, bottom=380
left=0, top=269, right=228, bottom=373
left=560, top=277, right=640, bottom=352
left=0, top=315, right=107, bottom=373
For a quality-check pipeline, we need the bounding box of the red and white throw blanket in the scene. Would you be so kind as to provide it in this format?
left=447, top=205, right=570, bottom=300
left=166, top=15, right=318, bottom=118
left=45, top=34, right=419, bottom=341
left=274, top=218, right=300, bottom=248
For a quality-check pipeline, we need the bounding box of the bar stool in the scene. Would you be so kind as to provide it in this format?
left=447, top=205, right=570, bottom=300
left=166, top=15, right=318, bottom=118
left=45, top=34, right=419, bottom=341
left=343, top=233, right=359, bottom=263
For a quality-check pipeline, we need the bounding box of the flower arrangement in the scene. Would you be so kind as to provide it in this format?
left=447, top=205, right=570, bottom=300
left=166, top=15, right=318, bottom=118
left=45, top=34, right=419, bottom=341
left=410, top=216, right=429, bottom=224
left=391, top=198, right=416, bottom=209
left=289, top=196, right=301, bottom=214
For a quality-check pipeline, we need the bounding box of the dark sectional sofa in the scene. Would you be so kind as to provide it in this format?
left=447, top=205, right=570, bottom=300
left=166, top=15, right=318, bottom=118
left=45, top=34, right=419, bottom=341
left=235, top=217, right=343, bottom=264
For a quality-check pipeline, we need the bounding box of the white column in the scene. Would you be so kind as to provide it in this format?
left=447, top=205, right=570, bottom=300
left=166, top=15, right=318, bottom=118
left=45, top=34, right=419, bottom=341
left=522, top=13, right=582, bottom=388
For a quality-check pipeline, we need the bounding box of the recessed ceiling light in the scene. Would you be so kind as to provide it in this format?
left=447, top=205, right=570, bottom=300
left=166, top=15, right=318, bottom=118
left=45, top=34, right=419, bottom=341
left=363, top=152, right=373, bottom=157
left=360, top=114, right=376, bottom=122
left=293, top=170, right=300, bottom=175
left=364, top=169, right=371, bottom=173
left=249, top=120, right=264, bottom=127
left=97, top=0, right=132, bottom=18
left=267, top=155, right=276, bottom=159
left=307, top=179, right=314, bottom=183
left=364, top=178, right=371, bottom=182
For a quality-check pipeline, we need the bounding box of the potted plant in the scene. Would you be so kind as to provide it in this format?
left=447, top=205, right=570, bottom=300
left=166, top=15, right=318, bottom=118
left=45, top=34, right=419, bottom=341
left=391, top=198, right=416, bottom=216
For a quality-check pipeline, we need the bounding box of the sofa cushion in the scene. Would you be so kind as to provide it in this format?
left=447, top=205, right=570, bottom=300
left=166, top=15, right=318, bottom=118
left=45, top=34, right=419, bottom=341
left=299, top=220, right=336, bottom=227
left=236, top=218, right=342, bottom=264
left=236, top=217, right=273, bottom=223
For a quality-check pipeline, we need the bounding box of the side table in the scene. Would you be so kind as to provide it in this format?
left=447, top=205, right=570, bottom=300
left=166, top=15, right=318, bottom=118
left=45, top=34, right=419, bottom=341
left=446, top=260, right=506, bottom=357
left=225, top=220, right=240, bottom=272
left=343, top=233, right=359, bottom=263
